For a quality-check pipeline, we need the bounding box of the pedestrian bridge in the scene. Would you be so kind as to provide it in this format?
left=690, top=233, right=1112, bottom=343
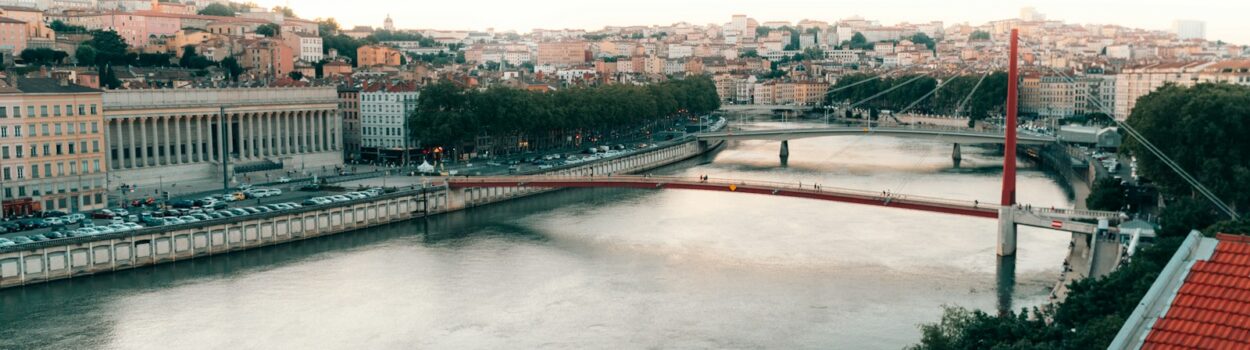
left=695, top=126, right=1057, bottom=145
left=446, top=175, right=1120, bottom=235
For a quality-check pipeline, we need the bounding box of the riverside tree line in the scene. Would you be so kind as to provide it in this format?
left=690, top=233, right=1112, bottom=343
left=408, top=76, right=720, bottom=154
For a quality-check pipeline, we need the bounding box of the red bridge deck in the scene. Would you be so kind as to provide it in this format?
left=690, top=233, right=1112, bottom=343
left=447, top=175, right=1000, bottom=219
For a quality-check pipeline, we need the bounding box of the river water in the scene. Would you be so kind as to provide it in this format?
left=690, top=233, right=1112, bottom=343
left=0, top=122, right=1076, bottom=349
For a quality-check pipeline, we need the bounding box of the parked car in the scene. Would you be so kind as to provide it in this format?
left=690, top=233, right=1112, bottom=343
left=178, top=216, right=200, bottom=223
left=329, top=195, right=351, bottom=202
left=45, top=217, right=65, bottom=226
left=27, top=234, right=48, bottom=242
left=278, top=177, right=292, bottom=183
left=93, top=209, right=118, bottom=219
left=345, top=192, right=367, bottom=200
left=64, top=213, right=86, bottom=224
left=18, top=219, right=48, bottom=230
left=122, top=223, right=143, bottom=231
left=43, top=210, right=68, bottom=218
left=141, top=217, right=166, bottom=227
left=45, top=231, right=66, bottom=239
left=11, top=236, right=33, bottom=244
left=0, top=222, right=21, bottom=232
left=171, top=200, right=196, bottom=209
left=113, top=208, right=130, bottom=217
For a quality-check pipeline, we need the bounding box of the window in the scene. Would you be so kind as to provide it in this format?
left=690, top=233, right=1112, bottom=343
left=91, top=122, right=98, bottom=133
left=68, top=143, right=74, bottom=155
left=90, top=104, right=97, bottom=115
left=0, top=126, right=6, bottom=137
left=14, top=147, right=21, bottom=158
left=43, top=164, right=50, bottom=177
left=40, top=124, right=48, bottom=136
left=40, top=105, right=47, bottom=117
left=15, top=166, right=22, bottom=179
left=80, top=160, right=87, bottom=173
left=92, top=140, right=99, bottom=153
left=53, top=105, right=60, bottom=117
left=26, top=106, right=33, bottom=117
left=93, top=160, right=100, bottom=172
left=56, top=163, right=63, bottom=176
left=31, top=165, right=37, bottom=179
left=66, top=105, right=73, bottom=116
left=0, top=106, right=6, bottom=118
left=42, top=144, right=49, bottom=156
left=12, top=106, right=18, bottom=118
left=54, top=124, right=61, bottom=135
left=77, top=104, right=85, bottom=115
left=2, top=168, right=8, bottom=181
left=28, top=145, right=35, bottom=158
left=80, top=123, right=86, bottom=134
left=25, top=124, right=32, bottom=136
left=1, top=146, right=8, bottom=159
left=55, top=144, right=62, bottom=155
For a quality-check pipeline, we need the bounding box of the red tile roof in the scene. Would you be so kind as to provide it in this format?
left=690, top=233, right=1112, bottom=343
left=1143, top=234, right=1250, bottom=350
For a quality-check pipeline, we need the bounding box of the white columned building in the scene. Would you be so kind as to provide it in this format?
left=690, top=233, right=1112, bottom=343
left=104, top=87, right=342, bottom=187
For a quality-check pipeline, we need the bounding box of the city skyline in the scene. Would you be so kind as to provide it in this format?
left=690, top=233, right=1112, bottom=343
left=264, top=0, right=1250, bottom=44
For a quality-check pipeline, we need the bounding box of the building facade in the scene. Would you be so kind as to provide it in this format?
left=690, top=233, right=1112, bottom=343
left=359, top=82, right=418, bottom=164
left=536, top=41, right=588, bottom=67
left=103, top=87, right=342, bottom=187
left=357, top=44, right=402, bottom=67
left=0, top=78, right=107, bottom=215
left=338, top=87, right=360, bottom=162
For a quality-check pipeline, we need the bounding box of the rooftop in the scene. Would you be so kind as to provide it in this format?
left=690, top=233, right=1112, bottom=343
left=1, top=78, right=101, bottom=94
left=1112, top=233, right=1250, bottom=349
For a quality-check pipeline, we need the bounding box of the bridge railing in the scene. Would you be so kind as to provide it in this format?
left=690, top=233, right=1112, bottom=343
left=449, top=175, right=997, bottom=211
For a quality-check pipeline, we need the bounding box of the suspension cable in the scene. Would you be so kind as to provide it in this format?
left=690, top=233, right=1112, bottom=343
left=954, top=71, right=991, bottom=118
left=1021, top=41, right=1240, bottom=220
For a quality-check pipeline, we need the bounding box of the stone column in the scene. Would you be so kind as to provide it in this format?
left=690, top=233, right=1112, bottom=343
left=250, top=112, right=260, bottom=159
left=126, top=118, right=136, bottom=169
left=224, top=113, right=233, bottom=162
left=279, top=112, right=287, bottom=155
left=172, top=116, right=182, bottom=164
left=138, top=117, right=149, bottom=167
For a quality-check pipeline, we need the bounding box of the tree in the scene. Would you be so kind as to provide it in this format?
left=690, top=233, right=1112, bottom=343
left=19, top=48, right=68, bottom=65
left=1126, top=83, right=1250, bottom=213
left=85, top=30, right=131, bottom=65
left=74, top=45, right=96, bottom=66
left=910, top=32, right=937, bottom=50
left=198, top=3, right=235, bottom=16
left=288, top=71, right=304, bottom=81
left=99, top=64, right=121, bottom=89
left=1087, top=178, right=1128, bottom=211
left=255, top=23, right=280, bottom=37
left=970, top=31, right=991, bottom=41
left=135, top=52, right=173, bottom=67
left=844, top=32, right=869, bottom=49
left=272, top=6, right=296, bottom=17
left=221, top=57, right=243, bottom=82
left=740, top=49, right=760, bottom=58
left=49, top=20, right=86, bottom=33
left=178, top=45, right=212, bottom=69
left=317, top=18, right=340, bottom=35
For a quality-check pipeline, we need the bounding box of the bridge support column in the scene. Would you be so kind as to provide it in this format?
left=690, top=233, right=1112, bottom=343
left=952, top=143, right=962, bottom=167
left=998, top=206, right=1018, bottom=256
left=779, top=140, right=790, bottom=164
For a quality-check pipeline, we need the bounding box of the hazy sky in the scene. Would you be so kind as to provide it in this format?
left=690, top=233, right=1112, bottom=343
left=258, top=0, right=1250, bottom=44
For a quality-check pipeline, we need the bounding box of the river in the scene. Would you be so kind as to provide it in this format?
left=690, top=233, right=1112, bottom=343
left=0, top=122, right=1076, bottom=349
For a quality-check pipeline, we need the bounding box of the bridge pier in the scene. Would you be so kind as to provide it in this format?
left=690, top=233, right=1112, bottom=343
left=779, top=140, right=790, bottom=165
left=952, top=143, right=962, bottom=167
left=998, top=206, right=1018, bottom=256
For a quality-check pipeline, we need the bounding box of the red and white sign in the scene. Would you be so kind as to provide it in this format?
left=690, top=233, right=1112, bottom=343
left=1051, top=220, right=1064, bottom=229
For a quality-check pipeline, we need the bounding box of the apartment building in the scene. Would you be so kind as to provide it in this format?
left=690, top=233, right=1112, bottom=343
left=359, top=81, right=418, bottom=164
left=0, top=78, right=107, bottom=215
left=338, top=86, right=361, bottom=162
left=357, top=44, right=402, bottom=67
left=536, top=41, right=588, bottom=67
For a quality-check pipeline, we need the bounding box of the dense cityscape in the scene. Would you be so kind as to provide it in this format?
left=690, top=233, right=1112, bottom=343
left=0, top=0, right=1246, bottom=349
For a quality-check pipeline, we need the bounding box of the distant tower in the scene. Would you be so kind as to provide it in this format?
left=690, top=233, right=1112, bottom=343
left=1172, top=20, right=1206, bottom=40
left=384, top=14, right=395, bottom=32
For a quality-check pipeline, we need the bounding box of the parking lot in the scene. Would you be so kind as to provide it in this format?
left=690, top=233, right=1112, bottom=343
left=0, top=119, right=709, bottom=249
